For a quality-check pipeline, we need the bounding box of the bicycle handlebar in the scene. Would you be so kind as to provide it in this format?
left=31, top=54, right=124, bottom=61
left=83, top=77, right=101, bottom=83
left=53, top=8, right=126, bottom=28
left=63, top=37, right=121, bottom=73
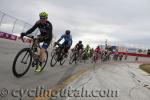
left=53, top=42, right=61, bottom=47
left=21, top=35, right=37, bottom=43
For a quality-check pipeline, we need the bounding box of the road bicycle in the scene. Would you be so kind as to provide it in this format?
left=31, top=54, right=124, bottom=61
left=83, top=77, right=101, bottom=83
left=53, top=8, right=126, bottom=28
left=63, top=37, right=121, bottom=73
left=12, top=35, right=48, bottom=78
left=50, top=42, right=68, bottom=67
left=69, top=48, right=80, bottom=64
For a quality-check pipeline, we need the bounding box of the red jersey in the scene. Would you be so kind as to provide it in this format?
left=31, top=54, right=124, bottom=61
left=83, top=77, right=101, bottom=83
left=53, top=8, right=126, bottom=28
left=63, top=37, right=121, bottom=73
left=95, top=47, right=101, bottom=53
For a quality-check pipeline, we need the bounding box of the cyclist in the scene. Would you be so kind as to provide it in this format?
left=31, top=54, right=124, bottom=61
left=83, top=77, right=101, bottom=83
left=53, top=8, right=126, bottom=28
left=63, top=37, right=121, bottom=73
left=21, top=12, right=53, bottom=72
left=93, top=46, right=101, bottom=60
left=84, top=44, right=90, bottom=51
left=55, top=30, right=72, bottom=57
left=89, top=48, right=94, bottom=58
left=119, top=53, right=123, bottom=61
left=113, top=51, right=119, bottom=61
left=84, top=44, right=91, bottom=58
left=74, top=41, right=84, bottom=54
left=95, top=46, right=101, bottom=53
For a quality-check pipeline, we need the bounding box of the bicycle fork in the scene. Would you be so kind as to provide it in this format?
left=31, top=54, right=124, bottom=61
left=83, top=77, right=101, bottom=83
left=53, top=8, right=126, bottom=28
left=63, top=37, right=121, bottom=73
left=21, top=51, right=30, bottom=64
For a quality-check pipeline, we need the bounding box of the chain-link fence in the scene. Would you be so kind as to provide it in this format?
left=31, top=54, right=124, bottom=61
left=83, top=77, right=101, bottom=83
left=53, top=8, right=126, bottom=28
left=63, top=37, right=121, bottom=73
left=0, top=11, right=39, bottom=36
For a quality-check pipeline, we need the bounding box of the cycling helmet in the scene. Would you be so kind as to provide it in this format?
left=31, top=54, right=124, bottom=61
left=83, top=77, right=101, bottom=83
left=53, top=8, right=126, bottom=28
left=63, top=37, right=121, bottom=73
left=65, top=30, right=70, bottom=35
left=39, top=12, right=48, bottom=19
left=79, top=41, right=82, bottom=44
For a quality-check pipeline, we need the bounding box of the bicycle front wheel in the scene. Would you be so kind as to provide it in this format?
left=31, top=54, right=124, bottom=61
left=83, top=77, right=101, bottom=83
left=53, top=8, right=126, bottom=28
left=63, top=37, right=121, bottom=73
left=50, top=51, right=58, bottom=67
left=12, top=48, right=32, bottom=78
left=69, top=53, right=78, bottom=64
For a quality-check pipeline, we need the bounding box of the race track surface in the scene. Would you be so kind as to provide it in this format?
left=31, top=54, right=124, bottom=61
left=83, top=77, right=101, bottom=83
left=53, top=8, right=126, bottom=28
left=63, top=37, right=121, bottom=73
left=0, top=39, right=150, bottom=100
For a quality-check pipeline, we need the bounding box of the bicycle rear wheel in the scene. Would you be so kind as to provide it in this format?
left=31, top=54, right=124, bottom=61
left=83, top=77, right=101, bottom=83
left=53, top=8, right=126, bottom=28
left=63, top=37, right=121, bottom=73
left=60, top=53, right=68, bottom=65
left=40, top=50, right=48, bottom=72
left=12, top=48, right=32, bottom=78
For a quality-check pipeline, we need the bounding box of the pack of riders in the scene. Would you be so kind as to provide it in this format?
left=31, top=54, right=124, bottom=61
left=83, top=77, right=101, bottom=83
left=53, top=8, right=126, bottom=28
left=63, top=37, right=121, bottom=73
left=21, top=11, right=127, bottom=72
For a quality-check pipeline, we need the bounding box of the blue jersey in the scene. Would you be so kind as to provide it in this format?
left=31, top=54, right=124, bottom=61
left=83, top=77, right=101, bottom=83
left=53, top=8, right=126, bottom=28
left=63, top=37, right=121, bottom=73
left=59, top=34, right=72, bottom=46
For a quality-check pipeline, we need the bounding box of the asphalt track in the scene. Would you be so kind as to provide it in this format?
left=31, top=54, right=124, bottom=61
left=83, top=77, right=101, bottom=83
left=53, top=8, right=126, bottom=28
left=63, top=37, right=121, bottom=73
left=0, top=38, right=150, bottom=100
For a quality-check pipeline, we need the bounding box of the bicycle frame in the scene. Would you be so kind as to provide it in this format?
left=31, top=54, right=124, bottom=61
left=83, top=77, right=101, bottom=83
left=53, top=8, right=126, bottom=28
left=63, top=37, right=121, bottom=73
left=21, top=36, right=41, bottom=63
left=54, top=43, right=65, bottom=61
left=12, top=35, right=49, bottom=77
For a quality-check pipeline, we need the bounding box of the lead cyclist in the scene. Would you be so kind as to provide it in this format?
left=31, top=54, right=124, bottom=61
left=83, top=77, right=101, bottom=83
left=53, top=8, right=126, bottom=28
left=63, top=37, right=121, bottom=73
left=21, top=12, right=53, bottom=72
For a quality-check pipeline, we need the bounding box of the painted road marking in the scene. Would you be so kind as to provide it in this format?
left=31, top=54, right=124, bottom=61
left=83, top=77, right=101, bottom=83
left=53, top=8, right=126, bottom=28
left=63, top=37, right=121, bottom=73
left=34, top=69, right=88, bottom=100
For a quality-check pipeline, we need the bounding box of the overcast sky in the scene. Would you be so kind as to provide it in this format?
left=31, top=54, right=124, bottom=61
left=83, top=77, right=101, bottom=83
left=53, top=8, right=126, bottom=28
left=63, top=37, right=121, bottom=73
left=0, top=0, right=150, bottom=48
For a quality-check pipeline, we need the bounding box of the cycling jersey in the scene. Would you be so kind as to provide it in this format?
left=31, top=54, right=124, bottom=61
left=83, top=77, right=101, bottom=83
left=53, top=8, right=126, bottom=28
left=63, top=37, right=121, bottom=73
left=95, top=47, right=101, bottom=53
left=25, top=19, right=53, bottom=49
left=84, top=46, right=90, bottom=53
left=75, top=43, right=83, bottom=51
left=26, top=20, right=52, bottom=40
left=58, top=34, right=72, bottom=47
left=56, top=34, right=72, bottom=54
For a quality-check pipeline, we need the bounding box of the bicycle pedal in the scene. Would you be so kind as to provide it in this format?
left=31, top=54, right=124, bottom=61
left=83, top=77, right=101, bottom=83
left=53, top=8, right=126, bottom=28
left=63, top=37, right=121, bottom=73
left=32, top=63, right=35, bottom=67
left=32, top=61, right=37, bottom=67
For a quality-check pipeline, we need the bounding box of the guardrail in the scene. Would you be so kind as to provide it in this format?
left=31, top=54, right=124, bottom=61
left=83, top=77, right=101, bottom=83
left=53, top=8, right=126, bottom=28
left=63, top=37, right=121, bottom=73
left=0, top=11, right=38, bottom=36
left=0, top=11, right=56, bottom=46
left=115, top=52, right=150, bottom=57
left=0, top=31, right=17, bottom=40
left=0, top=11, right=42, bottom=44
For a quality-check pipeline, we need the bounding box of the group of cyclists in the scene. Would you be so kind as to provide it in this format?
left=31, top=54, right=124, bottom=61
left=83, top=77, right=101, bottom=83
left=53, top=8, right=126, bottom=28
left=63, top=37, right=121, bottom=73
left=20, top=12, right=127, bottom=72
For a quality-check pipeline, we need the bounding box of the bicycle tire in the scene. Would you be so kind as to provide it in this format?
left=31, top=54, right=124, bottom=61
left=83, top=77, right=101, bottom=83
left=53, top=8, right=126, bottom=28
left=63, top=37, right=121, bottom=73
left=50, top=52, right=58, bottom=67
left=40, top=50, right=48, bottom=72
left=69, top=53, right=75, bottom=64
left=12, top=48, right=32, bottom=78
left=51, top=48, right=56, bottom=56
left=60, top=53, right=67, bottom=65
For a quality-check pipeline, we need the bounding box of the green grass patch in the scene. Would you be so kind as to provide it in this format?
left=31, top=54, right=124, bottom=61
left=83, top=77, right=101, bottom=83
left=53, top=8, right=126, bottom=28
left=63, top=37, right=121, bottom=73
left=140, top=64, right=150, bottom=74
